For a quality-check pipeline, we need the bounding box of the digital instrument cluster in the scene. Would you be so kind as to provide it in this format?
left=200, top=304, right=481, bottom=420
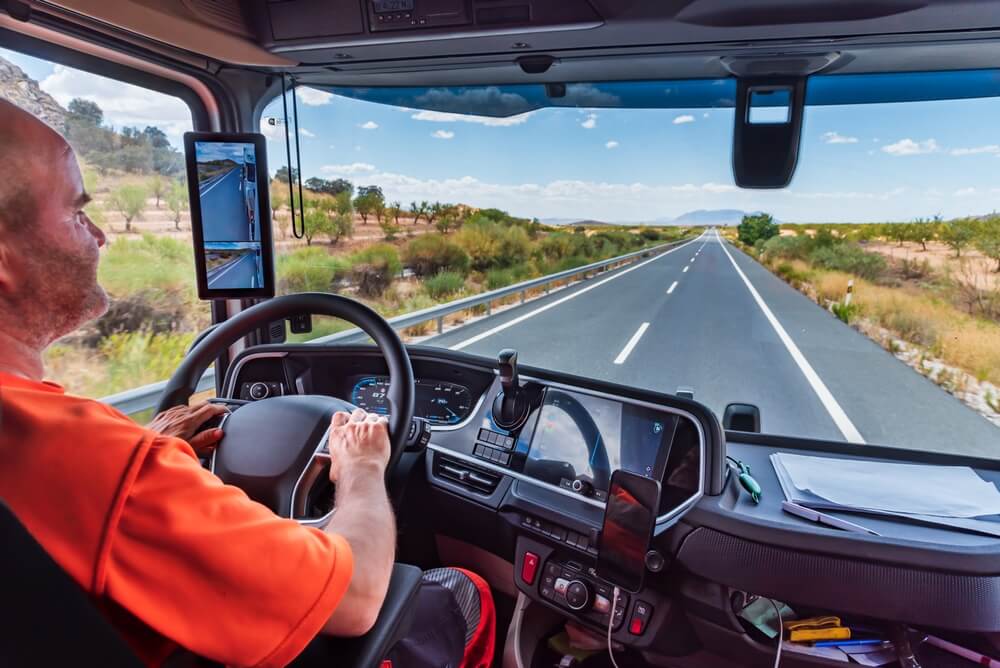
left=350, top=376, right=474, bottom=426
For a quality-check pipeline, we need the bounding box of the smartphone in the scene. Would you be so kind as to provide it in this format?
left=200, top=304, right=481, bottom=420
left=596, top=469, right=661, bottom=592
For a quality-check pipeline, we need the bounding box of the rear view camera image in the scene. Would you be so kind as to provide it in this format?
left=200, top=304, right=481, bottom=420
left=194, top=141, right=264, bottom=289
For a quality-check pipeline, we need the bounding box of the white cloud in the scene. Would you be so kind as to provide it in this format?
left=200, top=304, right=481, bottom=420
left=954, top=187, right=977, bottom=197
left=787, top=187, right=905, bottom=200
left=319, top=162, right=377, bottom=175
left=298, top=128, right=315, bottom=138
left=296, top=87, right=333, bottom=106
left=949, top=145, right=1000, bottom=156
left=673, top=114, right=695, bottom=125
left=414, top=86, right=533, bottom=117
left=410, top=109, right=533, bottom=127
left=561, top=84, right=621, bottom=107
left=605, top=140, right=619, bottom=149
left=40, top=64, right=192, bottom=143
left=822, top=131, right=858, bottom=144
left=703, top=112, right=710, bottom=118
left=882, top=138, right=939, bottom=156
left=432, top=130, right=455, bottom=139
left=359, top=121, right=379, bottom=130
left=581, top=113, right=597, bottom=129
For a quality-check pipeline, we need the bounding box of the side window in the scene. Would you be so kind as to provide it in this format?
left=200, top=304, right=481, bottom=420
left=1, top=48, right=197, bottom=412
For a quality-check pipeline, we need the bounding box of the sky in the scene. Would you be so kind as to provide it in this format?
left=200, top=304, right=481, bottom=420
left=4, top=46, right=1000, bottom=223
left=195, top=141, right=251, bottom=164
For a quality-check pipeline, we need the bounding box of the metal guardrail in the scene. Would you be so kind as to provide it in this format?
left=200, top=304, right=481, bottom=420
left=102, top=237, right=690, bottom=416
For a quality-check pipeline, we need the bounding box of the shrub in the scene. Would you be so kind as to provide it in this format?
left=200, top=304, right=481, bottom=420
left=639, top=228, right=662, bottom=242
left=403, top=234, right=470, bottom=276
left=277, top=246, right=349, bottom=293
left=831, top=301, right=860, bottom=324
left=485, top=263, right=533, bottom=290
left=350, top=244, right=401, bottom=297
left=496, top=225, right=532, bottom=267
left=424, top=271, right=466, bottom=299
left=762, top=234, right=813, bottom=261
left=537, top=232, right=594, bottom=262
left=100, top=331, right=195, bottom=395
left=809, top=243, right=886, bottom=280
left=99, top=234, right=193, bottom=300
left=737, top=212, right=779, bottom=246
left=455, top=221, right=531, bottom=270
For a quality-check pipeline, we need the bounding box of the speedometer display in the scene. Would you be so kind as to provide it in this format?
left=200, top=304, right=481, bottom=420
left=350, top=376, right=474, bottom=426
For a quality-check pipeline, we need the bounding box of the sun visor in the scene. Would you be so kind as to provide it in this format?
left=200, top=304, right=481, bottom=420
left=732, top=78, right=806, bottom=189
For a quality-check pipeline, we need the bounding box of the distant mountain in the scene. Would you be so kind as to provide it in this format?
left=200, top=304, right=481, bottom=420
left=541, top=218, right=617, bottom=227
left=667, top=209, right=755, bottom=227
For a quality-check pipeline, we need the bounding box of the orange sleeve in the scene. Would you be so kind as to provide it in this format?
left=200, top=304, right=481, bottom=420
left=104, top=436, right=353, bottom=668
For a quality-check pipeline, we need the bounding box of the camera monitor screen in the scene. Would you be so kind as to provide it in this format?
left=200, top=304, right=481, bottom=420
left=184, top=132, right=274, bottom=299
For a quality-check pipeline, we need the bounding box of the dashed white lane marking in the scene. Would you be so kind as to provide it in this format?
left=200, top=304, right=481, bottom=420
left=613, top=322, right=650, bottom=365
left=448, top=233, right=706, bottom=350
left=682, top=266, right=689, bottom=273
left=716, top=231, right=865, bottom=444
left=667, top=281, right=678, bottom=294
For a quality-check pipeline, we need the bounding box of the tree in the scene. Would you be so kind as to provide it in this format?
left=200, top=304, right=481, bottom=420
left=302, top=207, right=330, bottom=246
left=389, top=201, right=403, bottom=225
left=67, top=98, right=103, bottom=126
left=109, top=184, right=148, bottom=232
left=379, top=214, right=401, bottom=241
left=353, top=188, right=385, bottom=225
left=737, top=213, right=778, bottom=246
left=906, top=219, right=937, bottom=251
left=426, top=202, right=444, bottom=227
left=165, top=182, right=187, bottom=230
left=142, top=126, right=170, bottom=149
left=884, top=222, right=909, bottom=247
left=940, top=217, right=978, bottom=257
left=274, top=166, right=300, bottom=184
left=434, top=205, right=463, bottom=234
left=148, top=174, right=167, bottom=208
left=410, top=200, right=429, bottom=224
left=975, top=215, right=1000, bottom=272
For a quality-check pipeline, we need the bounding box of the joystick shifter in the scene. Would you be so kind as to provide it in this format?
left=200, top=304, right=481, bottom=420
left=492, top=349, right=529, bottom=430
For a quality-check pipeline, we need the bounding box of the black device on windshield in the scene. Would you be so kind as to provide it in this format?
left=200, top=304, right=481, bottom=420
left=596, top=470, right=661, bottom=593
left=184, top=132, right=275, bottom=300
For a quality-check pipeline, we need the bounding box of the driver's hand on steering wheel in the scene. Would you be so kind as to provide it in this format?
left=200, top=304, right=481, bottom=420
left=148, top=402, right=229, bottom=454
left=327, top=408, right=391, bottom=483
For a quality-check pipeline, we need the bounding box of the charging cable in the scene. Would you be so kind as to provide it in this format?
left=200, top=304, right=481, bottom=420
left=607, top=586, right=621, bottom=668
left=769, top=598, right=783, bottom=668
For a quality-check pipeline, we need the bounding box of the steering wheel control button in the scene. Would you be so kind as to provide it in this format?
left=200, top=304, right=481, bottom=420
left=565, top=580, right=591, bottom=611
left=242, top=381, right=284, bottom=401
left=571, top=478, right=594, bottom=497
left=521, top=552, right=539, bottom=585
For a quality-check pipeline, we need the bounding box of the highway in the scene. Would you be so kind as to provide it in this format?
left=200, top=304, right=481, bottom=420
left=206, top=252, right=259, bottom=290
left=199, top=166, right=253, bottom=242
left=427, top=230, right=1000, bottom=458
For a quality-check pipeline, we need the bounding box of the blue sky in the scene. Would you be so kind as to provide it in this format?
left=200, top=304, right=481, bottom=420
left=4, top=46, right=999, bottom=223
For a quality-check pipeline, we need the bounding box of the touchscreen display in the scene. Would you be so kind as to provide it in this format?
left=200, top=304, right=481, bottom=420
left=185, top=134, right=273, bottom=298
left=524, top=388, right=678, bottom=496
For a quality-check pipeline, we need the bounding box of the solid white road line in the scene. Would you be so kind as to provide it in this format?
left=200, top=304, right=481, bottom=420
left=683, top=266, right=689, bottom=273
left=613, top=322, right=650, bottom=365
left=208, top=253, right=251, bottom=284
left=667, top=281, right=678, bottom=294
left=200, top=166, right=238, bottom=197
left=716, top=231, right=865, bottom=444
left=448, top=233, right=706, bottom=350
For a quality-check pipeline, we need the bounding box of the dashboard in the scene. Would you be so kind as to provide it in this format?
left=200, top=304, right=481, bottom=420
left=223, top=343, right=1000, bottom=665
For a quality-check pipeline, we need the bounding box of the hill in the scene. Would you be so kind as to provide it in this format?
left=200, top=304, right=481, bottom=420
left=0, top=55, right=66, bottom=129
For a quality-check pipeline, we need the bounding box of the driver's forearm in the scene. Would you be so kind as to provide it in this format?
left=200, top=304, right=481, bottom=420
left=321, top=464, right=396, bottom=637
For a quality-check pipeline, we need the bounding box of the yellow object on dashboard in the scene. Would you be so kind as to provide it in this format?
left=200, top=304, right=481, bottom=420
left=785, top=616, right=842, bottom=632
left=788, top=627, right=852, bottom=643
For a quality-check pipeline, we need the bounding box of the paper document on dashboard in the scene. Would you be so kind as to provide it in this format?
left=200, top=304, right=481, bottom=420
left=770, top=453, right=1000, bottom=518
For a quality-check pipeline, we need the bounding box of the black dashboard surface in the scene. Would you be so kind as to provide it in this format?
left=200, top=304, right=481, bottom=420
left=224, top=343, right=1000, bottom=636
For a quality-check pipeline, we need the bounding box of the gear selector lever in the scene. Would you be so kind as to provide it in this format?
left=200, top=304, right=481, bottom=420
left=492, top=349, right=529, bottom=430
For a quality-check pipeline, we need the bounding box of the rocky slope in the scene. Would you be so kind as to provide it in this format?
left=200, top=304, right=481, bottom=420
left=0, top=55, right=67, bottom=130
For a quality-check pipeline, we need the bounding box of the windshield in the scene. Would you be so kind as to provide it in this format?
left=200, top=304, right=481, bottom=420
left=258, top=74, right=1000, bottom=459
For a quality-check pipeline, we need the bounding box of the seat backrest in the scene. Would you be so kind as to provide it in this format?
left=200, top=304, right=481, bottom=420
left=0, top=499, right=143, bottom=667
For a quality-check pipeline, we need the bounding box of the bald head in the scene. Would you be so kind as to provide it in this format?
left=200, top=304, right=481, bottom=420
left=0, top=99, right=72, bottom=233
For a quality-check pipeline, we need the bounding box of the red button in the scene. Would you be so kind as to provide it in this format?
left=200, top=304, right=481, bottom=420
left=521, top=552, right=539, bottom=585
left=629, top=618, right=644, bottom=635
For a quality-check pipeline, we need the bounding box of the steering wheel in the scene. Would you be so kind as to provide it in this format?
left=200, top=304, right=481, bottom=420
left=155, top=293, right=415, bottom=517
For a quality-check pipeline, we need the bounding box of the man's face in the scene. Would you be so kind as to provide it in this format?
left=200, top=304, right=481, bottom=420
left=2, top=137, right=109, bottom=345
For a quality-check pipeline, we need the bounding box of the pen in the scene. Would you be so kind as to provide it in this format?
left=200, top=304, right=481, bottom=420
left=781, top=501, right=881, bottom=536
left=814, top=639, right=885, bottom=648
left=925, top=633, right=1000, bottom=668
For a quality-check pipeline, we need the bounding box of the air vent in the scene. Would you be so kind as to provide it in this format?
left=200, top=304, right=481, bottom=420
left=434, top=455, right=502, bottom=495
left=181, top=0, right=254, bottom=37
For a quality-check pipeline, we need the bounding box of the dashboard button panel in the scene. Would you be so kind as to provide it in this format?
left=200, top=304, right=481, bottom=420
left=541, top=557, right=628, bottom=630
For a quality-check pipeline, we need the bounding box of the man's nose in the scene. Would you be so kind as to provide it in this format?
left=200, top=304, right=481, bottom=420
left=85, top=215, right=106, bottom=247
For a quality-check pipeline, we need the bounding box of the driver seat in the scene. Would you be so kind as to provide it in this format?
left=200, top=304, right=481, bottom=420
left=0, top=499, right=423, bottom=667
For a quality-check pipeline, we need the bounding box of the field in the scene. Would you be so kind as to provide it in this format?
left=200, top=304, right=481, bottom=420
left=49, top=166, right=692, bottom=403
left=727, top=218, right=1000, bottom=424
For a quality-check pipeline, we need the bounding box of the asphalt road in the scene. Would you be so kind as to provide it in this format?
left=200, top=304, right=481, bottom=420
left=199, top=166, right=251, bottom=242
left=427, top=230, right=1000, bottom=458
left=206, top=253, right=259, bottom=290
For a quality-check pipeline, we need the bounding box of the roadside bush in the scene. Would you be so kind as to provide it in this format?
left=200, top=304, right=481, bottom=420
left=639, top=228, right=662, bottom=242
left=831, top=301, right=861, bottom=324
left=485, top=263, right=533, bottom=290
left=350, top=244, right=402, bottom=297
left=277, top=246, right=349, bottom=293
left=424, top=271, right=466, bottom=300
left=99, top=331, right=195, bottom=396
left=455, top=221, right=532, bottom=270
left=496, top=225, right=532, bottom=267
left=94, top=292, right=186, bottom=340
left=737, top=213, right=779, bottom=246
left=762, top=235, right=813, bottom=261
left=99, top=234, right=194, bottom=300
left=809, top=243, right=886, bottom=280
left=403, top=234, right=470, bottom=276
left=537, top=232, right=593, bottom=261
left=592, top=230, right=640, bottom=256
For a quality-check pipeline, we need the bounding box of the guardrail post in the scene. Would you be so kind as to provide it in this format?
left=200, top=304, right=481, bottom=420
left=487, top=300, right=492, bottom=316
left=436, top=316, right=444, bottom=334
left=520, top=290, right=526, bottom=304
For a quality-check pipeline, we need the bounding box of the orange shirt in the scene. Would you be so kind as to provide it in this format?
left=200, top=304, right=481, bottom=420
left=0, top=372, right=353, bottom=667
